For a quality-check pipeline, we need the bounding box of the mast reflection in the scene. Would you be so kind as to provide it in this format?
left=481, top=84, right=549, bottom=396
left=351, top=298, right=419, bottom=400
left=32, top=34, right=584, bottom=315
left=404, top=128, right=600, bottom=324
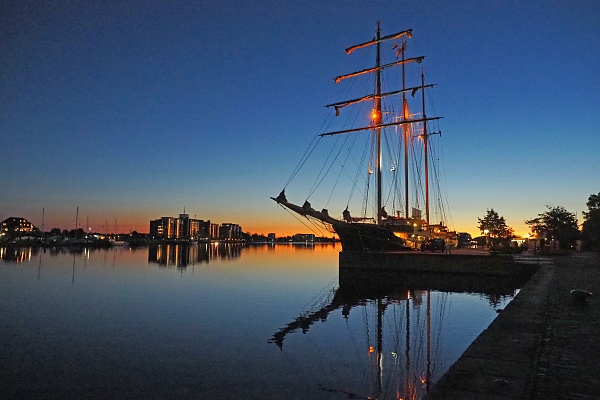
left=270, top=268, right=532, bottom=399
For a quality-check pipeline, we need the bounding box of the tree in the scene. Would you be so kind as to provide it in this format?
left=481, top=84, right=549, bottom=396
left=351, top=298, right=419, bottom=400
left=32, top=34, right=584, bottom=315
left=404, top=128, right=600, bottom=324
left=582, top=192, right=600, bottom=250
left=584, top=192, right=600, bottom=213
left=525, top=205, right=579, bottom=250
left=477, top=209, right=513, bottom=238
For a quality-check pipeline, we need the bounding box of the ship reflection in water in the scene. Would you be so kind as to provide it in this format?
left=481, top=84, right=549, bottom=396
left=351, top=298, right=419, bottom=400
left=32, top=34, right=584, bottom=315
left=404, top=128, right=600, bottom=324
left=148, top=242, right=242, bottom=268
left=271, top=267, right=530, bottom=400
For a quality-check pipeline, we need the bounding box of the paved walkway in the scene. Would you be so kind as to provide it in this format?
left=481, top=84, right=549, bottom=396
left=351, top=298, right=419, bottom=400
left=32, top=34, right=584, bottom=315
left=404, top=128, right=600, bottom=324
left=532, top=252, right=600, bottom=399
left=425, top=251, right=600, bottom=399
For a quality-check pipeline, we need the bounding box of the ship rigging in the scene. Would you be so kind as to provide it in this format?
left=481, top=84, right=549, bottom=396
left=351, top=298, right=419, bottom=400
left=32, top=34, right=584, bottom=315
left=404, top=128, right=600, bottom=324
left=273, top=22, right=454, bottom=251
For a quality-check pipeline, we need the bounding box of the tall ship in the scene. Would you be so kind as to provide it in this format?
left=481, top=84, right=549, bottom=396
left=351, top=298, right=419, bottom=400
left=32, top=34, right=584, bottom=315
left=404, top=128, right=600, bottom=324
left=273, top=23, right=454, bottom=251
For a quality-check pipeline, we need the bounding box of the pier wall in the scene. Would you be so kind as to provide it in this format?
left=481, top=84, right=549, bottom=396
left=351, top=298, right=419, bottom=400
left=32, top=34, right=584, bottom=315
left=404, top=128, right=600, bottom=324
left=339, top=251, right=539, bottom=277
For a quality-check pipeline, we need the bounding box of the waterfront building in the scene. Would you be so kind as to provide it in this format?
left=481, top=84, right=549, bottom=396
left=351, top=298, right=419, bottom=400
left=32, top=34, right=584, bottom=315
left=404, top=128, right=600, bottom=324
left=210, top=223, right=220, bottom=240
left=150, top=216, right=184, bottom=240
left=292, top=233, right=315, bottom=242
left=1, top=217, right=35, bottom=239
left=150, top=216, right=241, bottom=241
left=150, top=217, right=178, bottom=239
left=220, top=223, right=242, bottom=240
left=190, top=219, right=211, bottom=241
left=178, top=214, right=190, bottom=239
left=268, top=233, right=276, bottom=242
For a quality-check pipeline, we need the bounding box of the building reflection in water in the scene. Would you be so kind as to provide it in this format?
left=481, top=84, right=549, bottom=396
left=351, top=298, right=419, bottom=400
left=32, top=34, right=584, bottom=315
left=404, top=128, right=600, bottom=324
left=0, top=246, right=115, bottom=263
left=1, top=242, right=322, bottom=265
left=148, top=243, right=242, bottom=269
left=0, top=246, right=35, bottom=263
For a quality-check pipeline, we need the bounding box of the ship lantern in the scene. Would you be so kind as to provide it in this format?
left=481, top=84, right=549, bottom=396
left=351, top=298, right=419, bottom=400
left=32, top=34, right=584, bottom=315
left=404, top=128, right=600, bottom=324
left=371, top=108, right=382, bottom=124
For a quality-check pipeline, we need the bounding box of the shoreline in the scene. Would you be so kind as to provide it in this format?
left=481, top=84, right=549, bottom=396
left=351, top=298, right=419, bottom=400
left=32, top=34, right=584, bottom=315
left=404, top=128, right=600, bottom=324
left=425, top=251, right=600, bottom=399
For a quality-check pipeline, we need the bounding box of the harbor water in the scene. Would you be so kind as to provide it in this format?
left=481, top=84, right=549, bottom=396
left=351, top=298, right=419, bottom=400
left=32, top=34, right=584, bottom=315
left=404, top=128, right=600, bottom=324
left=1, top=244, right=520, bottom=399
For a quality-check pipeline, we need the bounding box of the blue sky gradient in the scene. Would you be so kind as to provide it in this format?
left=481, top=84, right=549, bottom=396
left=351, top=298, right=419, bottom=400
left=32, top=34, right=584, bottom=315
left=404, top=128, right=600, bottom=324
left=2, top=0, right=599, bottom=235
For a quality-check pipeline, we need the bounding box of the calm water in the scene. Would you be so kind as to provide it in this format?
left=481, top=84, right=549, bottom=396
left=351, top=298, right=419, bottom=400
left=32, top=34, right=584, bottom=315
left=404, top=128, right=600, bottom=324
left=1, top=244, right=519, bottom=399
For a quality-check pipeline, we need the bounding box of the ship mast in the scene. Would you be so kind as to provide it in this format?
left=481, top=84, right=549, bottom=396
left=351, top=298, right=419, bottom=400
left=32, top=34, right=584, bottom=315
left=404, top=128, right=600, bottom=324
left=375, top=23, right=383, bottom=225
left=321, top=24, right=443, bottom=226
left=421, top=69, right=441, bottom=229
left=422, top=70, right=429, bottom=227
left=401, top=41, right=410, bottom=220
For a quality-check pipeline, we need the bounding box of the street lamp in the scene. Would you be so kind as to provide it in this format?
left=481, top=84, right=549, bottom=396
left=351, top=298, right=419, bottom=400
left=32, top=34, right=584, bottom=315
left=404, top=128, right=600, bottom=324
left=483, top=229, right=489, bottom=249
left=413, top=223, right=418, bottom=249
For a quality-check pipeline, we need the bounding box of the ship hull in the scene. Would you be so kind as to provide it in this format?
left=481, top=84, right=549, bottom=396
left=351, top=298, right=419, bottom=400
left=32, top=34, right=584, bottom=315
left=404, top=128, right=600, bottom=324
left=331, top=221, right=411, bottom=252
left=271, top=196, right=413, bottom=252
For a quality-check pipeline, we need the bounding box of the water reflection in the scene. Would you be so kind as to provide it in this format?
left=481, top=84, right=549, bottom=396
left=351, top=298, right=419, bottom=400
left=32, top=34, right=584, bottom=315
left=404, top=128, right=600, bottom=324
left=270, top=267, right=530, bottom=399
left=0, top=242, right=324, bottom=266
left=148, top=243, right=242, bottom=268
left=1, top=244, right=531, bottom=399
left=0, top=245, right=120, bottom=263
left=1, top=246, right=35, bottom=263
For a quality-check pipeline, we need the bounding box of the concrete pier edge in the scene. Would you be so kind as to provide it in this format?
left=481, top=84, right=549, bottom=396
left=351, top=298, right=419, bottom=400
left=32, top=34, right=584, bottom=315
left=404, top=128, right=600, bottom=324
left=424, top=252, right=600, bottom=399
left=424, top=258, right=554, bottom=399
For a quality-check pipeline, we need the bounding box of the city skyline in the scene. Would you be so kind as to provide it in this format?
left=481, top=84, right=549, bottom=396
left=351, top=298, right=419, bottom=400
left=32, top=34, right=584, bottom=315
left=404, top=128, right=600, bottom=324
left=0, top=213, right=243, bottom=235
left=2, top=1, right=599, bottom=237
